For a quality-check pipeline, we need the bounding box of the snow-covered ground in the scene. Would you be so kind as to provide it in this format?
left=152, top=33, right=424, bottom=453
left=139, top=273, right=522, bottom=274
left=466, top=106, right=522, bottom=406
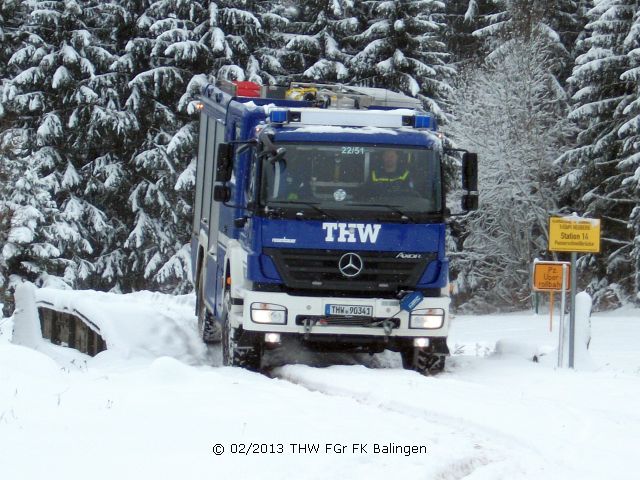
left=1, top=287, right=639, bottom=479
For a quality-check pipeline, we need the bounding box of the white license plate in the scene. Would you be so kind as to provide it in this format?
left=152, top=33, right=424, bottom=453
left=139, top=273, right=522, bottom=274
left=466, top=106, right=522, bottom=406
left=325, top=304, right=373, bottom=317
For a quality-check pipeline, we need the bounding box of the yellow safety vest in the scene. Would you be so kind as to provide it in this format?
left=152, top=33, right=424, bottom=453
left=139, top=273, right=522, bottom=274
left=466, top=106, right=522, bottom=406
left=371, top=169, right=410, bottom=183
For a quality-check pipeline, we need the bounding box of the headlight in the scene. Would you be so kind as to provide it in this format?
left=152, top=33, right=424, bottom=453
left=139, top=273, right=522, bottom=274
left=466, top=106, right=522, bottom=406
left=409, top=308, right=444, bottom=329
left=250, top=302, right=287, bottom=324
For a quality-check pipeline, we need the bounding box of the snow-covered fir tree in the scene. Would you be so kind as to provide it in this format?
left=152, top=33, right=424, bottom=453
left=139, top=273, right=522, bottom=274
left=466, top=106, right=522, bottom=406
left=110, top=0, right=213, bottom=292
left=277, top=0, right=357, bottom=82
left=209, top=0, right=280, bottom=83
left=349, top=0, right=454, bottom=120
left=1, top=0, right=121, bottom=291
left=0, top=0, right=27, bottom=214
left=473, top=0, right=587, bottom=81
left=245, top=1, right=290, bottom=83
left=1, top=1, right=30, bottom=314
left=0, top=0, right=26, bottom=81
left=557, top=0, right=638, bottom=308
left=0, top=0, right=27, bottom=307
left=441, top=0, right=495, bottom=66
left=619, top=6, right=640, bottom=299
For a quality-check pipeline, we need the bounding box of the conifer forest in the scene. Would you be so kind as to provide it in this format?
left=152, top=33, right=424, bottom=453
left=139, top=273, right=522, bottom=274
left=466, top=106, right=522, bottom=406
left=1, top=1, right=639, bottom=313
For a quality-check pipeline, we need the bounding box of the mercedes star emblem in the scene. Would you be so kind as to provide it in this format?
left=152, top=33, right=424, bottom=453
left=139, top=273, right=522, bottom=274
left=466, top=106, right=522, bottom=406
left=338, top=253, right=364, bottom=278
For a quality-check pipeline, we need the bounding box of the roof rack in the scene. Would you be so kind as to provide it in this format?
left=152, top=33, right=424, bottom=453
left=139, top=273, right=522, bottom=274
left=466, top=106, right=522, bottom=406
left=215, top=80, right=423, bottom=111
left=285, top=82, right=423, bottom=110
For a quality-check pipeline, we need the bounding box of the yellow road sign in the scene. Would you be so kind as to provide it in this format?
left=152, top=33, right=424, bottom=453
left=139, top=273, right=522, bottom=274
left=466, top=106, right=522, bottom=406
left=549, top=217, right=601, bottom=253
left=533, top=261, right=570, bottom=291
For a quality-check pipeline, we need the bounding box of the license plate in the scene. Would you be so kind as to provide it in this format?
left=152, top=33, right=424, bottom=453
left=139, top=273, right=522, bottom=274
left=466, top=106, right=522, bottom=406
left=325, top=304, right=373, bottom=317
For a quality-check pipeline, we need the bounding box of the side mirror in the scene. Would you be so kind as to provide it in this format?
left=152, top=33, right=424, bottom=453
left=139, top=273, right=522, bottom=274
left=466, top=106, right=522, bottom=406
left=462, top=193, right=479, bottom=211
left=216, top=143, right=233, bottom=182
left=213, top=185, right=230, bottom=203
left=462, top=152, right=478, bottom=192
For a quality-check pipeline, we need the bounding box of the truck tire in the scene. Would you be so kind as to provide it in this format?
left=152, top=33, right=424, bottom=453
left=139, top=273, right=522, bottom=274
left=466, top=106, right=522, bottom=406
left=401, top=347, right=446, bottom=375
left=221, top=290, right=262, bottom=371
left=197, top=282, right=221, bottom=343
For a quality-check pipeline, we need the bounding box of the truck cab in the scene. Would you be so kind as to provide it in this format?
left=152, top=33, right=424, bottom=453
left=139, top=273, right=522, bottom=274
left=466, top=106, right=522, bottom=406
left=191, top=82, right=478, bottom=374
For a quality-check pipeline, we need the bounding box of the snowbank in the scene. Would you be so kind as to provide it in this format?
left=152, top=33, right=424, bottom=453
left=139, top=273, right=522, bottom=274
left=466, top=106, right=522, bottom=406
left=451, top=292, right=596, bottom=371
left=11, top=282, right=209, bottom=365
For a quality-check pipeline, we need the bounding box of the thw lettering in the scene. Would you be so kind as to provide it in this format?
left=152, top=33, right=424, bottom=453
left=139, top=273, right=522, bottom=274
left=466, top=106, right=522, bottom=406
left=322, top=223, right=381, bottom=243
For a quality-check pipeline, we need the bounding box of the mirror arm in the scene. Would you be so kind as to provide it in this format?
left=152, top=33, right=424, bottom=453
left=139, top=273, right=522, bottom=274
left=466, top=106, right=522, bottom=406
left=443, top=147, right=471, bottom=154
left=257, top=127, right=278, bottom=153
left=269, top=147, right=287, bottom=165
left=228, top=139, right=258, bottom=146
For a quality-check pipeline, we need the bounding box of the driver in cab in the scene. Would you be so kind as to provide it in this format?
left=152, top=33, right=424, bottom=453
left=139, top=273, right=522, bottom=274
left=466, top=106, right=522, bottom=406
left=370, top=150, right=414, bottom=190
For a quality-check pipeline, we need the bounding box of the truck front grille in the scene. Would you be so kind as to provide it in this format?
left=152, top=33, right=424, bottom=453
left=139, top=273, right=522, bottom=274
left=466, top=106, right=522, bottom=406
left=296, top=316, right=400, bottom=328
left=265, top=248, right=435, bottom=292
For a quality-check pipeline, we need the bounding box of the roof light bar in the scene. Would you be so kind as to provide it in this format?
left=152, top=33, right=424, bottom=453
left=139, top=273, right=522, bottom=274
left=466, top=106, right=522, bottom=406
left=268, top=108, right=437, bottom=130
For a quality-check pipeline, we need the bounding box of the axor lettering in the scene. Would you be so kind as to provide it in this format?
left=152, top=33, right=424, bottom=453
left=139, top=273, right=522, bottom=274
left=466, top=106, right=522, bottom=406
left=396, top=252, right=422, bottom=259
left=322, top=223, right=381, bottom=243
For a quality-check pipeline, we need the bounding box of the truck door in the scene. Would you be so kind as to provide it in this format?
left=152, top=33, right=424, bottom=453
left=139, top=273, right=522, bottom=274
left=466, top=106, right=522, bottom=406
left=192, top=110, right=208, bottom=281
left=200, top=117, right=216, bottom=246
left=194, top=111, right=207, bottom=236
left=202, top=119, right=226, bottom=314
left=208, top=119, right=225, bottom=251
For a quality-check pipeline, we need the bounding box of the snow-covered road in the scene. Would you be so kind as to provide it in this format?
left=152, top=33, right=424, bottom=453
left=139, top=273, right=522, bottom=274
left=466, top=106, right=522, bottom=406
left=1, top=288, right=639, bottom=479
left=275, top=357, right=640, bottom=479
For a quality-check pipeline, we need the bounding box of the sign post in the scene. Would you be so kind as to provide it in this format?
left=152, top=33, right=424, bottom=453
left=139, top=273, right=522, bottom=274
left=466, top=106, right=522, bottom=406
left=569, top=252, right=577, bottom=367
left=559, top=263, right=568, bottom=367
left=548, top=215, right=601, bottom=368
left=532, top=260, right=570, bottom=364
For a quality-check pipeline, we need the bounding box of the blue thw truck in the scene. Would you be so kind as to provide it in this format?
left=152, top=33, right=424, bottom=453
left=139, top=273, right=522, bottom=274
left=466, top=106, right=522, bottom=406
left=191, top=81, right=478, bottom=374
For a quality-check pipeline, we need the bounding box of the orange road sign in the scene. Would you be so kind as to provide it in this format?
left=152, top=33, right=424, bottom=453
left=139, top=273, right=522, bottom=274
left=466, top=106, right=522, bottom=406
left=533, top=261, right=571, bottom=292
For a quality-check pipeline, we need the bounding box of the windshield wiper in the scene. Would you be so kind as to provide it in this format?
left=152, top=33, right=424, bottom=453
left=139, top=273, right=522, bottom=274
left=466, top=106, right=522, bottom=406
left=348, top=203, right=419, bottom=223
left=268, top=201, right=338, bottom=221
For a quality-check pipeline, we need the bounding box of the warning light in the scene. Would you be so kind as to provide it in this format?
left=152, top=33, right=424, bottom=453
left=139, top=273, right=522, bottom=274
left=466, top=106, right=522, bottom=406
left=269, top=110, right=288, bottom=123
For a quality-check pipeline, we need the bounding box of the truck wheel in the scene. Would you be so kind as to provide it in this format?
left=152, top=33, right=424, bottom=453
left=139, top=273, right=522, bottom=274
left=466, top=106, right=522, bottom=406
left=221, top=291, right=262, bottom=371
left=401, top=348, right=446, bottom=375
left=197, top=282, right=221, bottom=343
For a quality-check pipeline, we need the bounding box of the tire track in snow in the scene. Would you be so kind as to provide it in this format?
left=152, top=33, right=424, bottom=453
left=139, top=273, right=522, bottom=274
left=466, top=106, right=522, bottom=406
left=270, top=365, right=574, bottom=479
left=267, top=368, right=496, bottom=480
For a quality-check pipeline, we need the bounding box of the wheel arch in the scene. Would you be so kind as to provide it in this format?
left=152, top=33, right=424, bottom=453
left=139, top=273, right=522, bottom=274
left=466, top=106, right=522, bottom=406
left=223, top=240, right=249, bottom=299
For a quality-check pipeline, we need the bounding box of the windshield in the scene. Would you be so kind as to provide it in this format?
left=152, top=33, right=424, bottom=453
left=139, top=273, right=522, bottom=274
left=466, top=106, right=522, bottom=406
left=259, top=143, right=442, bottom=220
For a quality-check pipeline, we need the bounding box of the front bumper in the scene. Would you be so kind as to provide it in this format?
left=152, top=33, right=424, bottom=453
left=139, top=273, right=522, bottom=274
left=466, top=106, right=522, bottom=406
left=236, top=290, right=451, bottom=338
